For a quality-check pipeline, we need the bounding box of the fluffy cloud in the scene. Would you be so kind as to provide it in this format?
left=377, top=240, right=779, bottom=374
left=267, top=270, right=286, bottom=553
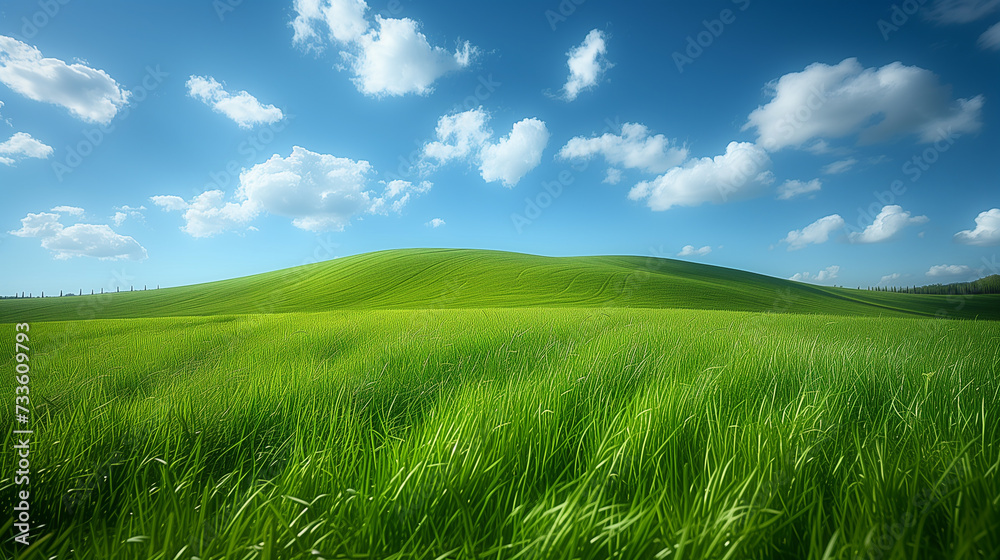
left=426, top=218, right=445, bottom=228
left=603, top=168, right=623, bottom=185
left=562, top=29, right=612, bottom=101
left=782, top=214, right=845, bottom=250
left=879, top=272, right=902, bottom=285
left=111, top=205, right=146, bottom=226
left=0, top=132, right=53, bottom=165
left=744, top=58, right=983, bottom=151
left=292, top=0, right=369, bottom=46
left=557, top=122, right=688, bottom=174
left=776, top=179, right=822, bottom=200
left=479, top=118, right=550, bottom=187
left=848, top=205, right=928, bottom=243
left=420, top=107, right=549, bottom=187
left=0, top=35, right=130, bottom=124
left=821, top=158, right=857, bottom=175
left=291, top=1, right=475, bottom=97
left=186, top=75, right=283, bottom=128
left=677, top=245, right=711, bottom=257
left=790, top=265, right=840, bottom=283
left=927, top=264, right=975, bottom=277
left=954, top=208, right=1000, bottom=246
left=9, top=210, right=147, bottom=261
left=925, top=0, right=1000, bottom=23
left=980, top=21, right=1000, bottom=49
left=628, top=142, right=773, bottom=211
left=154, top=146, right=429, bottom=236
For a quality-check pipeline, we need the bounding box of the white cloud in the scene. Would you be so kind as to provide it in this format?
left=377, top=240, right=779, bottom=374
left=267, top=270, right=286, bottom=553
left=0, top=35, right=130, bottom=124
left=9, top=211, right=147, bottom=261
left=848, top=205, right=928, bottom=243
left=925, top=0, right=1000, bottom=23
left=291, top=1, right=475, bottom=97
left=879, top=273, right=902, bottom=285
left=744, top=58, right=984, bottom=151
left=0, top=132, right=53, bottom=165
left=821, top=158, right=858, bottom=175
left=782, top=214, right=845, bottom=250
left=561, top=29, right=612, bottom=101
left=154, top=146, right=428, bottom=236
left=420, top=107, right=549, bottom=187
left=790, top=265, right=840, bottom=283
left=777, top=178, right=822, bottom=200
left=677, top=245, right=711, bottom=257
left=422, top=107, right=492, bottom=166
left=292, top=0, right=369, bottom=47
left=603, top=168, right=623, bottom=185
left=557, top=122, right=688, bottom=174
left=426, top=218, right=445, bottom=228
left=186, top=75, right=283, bottom=129
left=979, top=21, right=1000, bottom=49
left=628, top=142, right=773, bottom=211
left=954, top=208, right=1000, bottom=246
left=111, top=205, right=146, bottom=226
left=51, top=205, right=84, bottom=216
left=479, top=118, right=550, bottom=187
left=927, top=264, right=974, bottom=278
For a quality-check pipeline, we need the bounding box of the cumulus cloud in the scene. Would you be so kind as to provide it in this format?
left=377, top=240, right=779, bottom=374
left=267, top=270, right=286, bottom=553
left=561, top=29, right=612, bottom=101
left=291, top=1, right=475, bottom=97
left=927, top=264, right=975, bottom=278
left=9, top=210, right=147, bottom=261
left=782, top=214, right=845, bottom=250
left=677, top=245, right=711, bottom=257
left=980, top=21, right=1000, bottom=49
left=821, top=158, right=858, bottom=175
left=925, top=0, right=1000, bottom=23
left=186, top=75, right=283, bottom=128
left=426, top=218, right=445, bottom=228
left=776, top=179, right=822, bottom=200
left=479, top=118, right=550, bottom=187
left=420, top=107, right=549, bottom=187
left=790, top=265, right=840, bottom=283
left=954, top=208, right=1000, bottom=246
left=153, top=146, right=429, bottom=236
left=557, top=122, right=688, bottom=174
left=848, top=205, right=928, bottom=243
left=628, top=142, right=773, bottom=211
left=0, top=35, right=130, bottom=124
left=0, top=132, right=53, bottom=165
left=744, top=58, right=984, bottom=151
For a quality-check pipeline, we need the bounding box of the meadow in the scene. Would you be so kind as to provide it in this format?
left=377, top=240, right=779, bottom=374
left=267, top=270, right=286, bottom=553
left=1, top=250, right=998, bottom=559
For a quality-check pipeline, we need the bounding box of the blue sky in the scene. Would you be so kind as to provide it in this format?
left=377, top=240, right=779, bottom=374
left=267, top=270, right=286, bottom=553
left=1, top=0, right=999, bottom=295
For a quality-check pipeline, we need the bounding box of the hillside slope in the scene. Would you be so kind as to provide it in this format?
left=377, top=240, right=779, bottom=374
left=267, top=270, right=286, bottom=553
left=2, top=248, right=998, bottom=322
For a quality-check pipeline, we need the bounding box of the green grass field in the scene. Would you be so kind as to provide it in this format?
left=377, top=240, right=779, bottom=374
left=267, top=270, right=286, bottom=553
left=2, top=250, right=999, bottom=559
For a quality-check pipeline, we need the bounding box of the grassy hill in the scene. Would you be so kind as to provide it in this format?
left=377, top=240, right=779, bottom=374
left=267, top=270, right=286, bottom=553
left=2, top=248, right=998, bottom=322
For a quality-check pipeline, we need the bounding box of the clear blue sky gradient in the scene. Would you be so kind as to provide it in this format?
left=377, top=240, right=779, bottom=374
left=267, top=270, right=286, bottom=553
left=1, top=0, right=998, bottom=295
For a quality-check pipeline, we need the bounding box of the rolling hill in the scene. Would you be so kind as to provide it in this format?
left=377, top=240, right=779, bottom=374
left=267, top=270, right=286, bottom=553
left=2, top=248, right=998, bottom=322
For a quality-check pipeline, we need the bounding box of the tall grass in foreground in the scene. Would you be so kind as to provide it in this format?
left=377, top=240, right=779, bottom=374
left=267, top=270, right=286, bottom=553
left=2, top=308, right=999, bottom=559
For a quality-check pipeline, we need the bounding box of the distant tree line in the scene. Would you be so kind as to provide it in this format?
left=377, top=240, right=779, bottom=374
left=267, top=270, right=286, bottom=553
left=867, top=274, right=1000, bottom=295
